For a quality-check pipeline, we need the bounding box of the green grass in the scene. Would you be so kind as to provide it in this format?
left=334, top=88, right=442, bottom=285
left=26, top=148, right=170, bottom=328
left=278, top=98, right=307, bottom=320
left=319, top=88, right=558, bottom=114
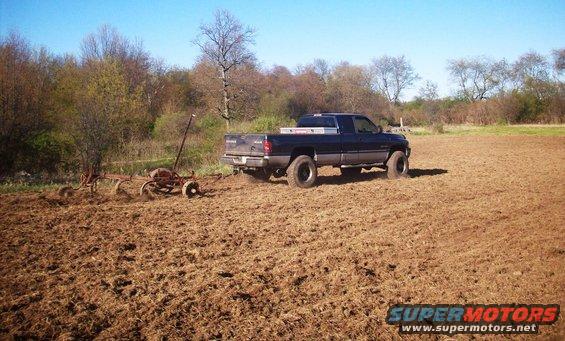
left=194, top=163, right=233, bottom=176
left=0, top=182, right=70, bottom=194
left=104, top=157, right=176, bottom=175
left=409, top=124, right=565, bottom=137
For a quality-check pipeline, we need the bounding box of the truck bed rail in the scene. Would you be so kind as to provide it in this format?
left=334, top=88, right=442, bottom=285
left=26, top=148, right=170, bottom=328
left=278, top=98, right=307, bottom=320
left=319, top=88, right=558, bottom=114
left=279, top=127, right=339, bottom=134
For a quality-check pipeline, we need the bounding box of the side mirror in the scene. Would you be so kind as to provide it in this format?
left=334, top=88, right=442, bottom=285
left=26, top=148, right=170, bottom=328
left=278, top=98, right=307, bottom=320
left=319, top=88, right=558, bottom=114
left=376, top=125, right=383, bottom=134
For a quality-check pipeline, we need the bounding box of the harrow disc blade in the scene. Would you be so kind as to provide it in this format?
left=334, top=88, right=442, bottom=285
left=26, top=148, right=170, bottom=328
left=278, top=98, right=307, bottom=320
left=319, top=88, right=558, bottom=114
left=112, top=179, right=130, bottom=196
left=139, top=180, right=156, bottom=196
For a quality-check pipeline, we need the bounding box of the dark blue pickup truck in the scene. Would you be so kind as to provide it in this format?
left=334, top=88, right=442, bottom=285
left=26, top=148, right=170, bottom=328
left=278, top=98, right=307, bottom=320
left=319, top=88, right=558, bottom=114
left=220, top=113, right=410, bottom=187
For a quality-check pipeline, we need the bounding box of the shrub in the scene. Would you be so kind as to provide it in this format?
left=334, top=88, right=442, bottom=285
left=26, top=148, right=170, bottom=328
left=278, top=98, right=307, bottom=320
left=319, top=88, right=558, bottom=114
left=257, top=93, right=292, bottom=117
left=249, top=115, right=295, bottom=133
left=431, top=122, right=445, bottom=134
left=153, top=111, right=194, bottom=140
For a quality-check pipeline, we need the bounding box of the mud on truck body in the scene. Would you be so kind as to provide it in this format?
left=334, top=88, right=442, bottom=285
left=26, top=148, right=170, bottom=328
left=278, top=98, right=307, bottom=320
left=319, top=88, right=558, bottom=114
left=220, top=113, right=410, bottom=188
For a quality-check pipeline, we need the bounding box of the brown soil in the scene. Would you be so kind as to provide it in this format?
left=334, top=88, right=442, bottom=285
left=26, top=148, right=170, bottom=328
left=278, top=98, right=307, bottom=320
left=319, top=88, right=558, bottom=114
left=1, top=136, right=564, bottom=339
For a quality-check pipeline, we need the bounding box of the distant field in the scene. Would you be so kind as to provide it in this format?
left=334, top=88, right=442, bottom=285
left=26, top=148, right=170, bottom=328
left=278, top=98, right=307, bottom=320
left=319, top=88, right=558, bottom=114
left=409, top=124, right=565, bottom=136
left=1, top=124, right=564, bottom=194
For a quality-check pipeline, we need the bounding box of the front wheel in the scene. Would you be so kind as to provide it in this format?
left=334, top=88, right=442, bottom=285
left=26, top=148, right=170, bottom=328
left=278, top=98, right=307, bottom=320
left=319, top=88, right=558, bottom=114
left=386, top=151, right=409, bottom=179
left=287, top=155, right=317, bottom=188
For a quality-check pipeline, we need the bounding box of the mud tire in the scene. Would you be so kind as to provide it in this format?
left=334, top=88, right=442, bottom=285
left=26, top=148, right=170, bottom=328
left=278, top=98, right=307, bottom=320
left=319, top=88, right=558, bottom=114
left=287, top=155, right=317, bottom=188
left=386, top=151, right=409, bottom=179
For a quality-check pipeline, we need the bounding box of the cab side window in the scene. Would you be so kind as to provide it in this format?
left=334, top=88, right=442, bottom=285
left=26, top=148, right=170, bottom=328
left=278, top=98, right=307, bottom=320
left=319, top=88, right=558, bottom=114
left=336, top=116, right=355, bottom=133
left=354, top=116, right=379, bottom=133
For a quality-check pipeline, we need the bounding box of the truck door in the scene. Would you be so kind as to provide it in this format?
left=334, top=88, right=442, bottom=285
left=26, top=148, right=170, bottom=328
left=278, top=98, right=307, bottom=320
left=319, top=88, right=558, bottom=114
left=353, top=116, right=389, bottom=163
left=336, top=115, right=358, bottom=164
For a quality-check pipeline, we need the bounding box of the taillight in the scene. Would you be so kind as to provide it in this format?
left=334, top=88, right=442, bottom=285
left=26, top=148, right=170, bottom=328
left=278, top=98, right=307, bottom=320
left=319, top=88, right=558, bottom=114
left=263, top=139, right=272, bottom=155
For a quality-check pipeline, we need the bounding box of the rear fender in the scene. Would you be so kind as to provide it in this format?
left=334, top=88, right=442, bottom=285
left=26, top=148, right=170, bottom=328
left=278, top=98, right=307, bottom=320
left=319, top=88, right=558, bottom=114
left=290, top=147, right=316, bottom=165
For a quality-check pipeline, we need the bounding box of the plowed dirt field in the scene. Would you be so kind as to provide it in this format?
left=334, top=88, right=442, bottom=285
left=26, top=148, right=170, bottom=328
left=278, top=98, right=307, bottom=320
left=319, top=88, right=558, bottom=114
left=1, top=135, right=564, bottom=339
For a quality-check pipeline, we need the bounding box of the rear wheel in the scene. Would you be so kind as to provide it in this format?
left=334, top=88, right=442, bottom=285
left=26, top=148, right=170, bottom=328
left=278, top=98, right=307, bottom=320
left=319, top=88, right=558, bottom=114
left=340, top=167, right=362, bottom=177
left=287, top=155, right=317, bottom=188
left=386, top=151, right=409, bottom=179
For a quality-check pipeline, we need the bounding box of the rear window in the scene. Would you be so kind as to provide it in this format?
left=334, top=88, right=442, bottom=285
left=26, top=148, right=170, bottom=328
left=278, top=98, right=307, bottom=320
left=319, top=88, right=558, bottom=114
left=297, top=115, right=336, bottom=128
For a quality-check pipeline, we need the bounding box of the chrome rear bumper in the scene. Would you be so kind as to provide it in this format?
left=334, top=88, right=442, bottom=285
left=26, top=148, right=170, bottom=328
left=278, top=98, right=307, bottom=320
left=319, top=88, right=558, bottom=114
left=220, top=155, right=268, bottom=167
left=220, top=155, right=291, bottom=168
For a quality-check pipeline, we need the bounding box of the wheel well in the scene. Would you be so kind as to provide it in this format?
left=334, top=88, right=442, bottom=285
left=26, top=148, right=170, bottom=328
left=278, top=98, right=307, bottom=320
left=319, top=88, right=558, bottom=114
left=290, top=147, right=315, bottom=164
left=386, top=146, right=407, bottom=162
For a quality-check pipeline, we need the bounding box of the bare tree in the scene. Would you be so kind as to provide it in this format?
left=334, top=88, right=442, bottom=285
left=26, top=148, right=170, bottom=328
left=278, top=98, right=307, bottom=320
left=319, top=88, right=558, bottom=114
left=194, top=9, right=255, bottom=127
left=552, top=49, right=565, bottom=75
left=511, top=51, right=550, bottom=87
left=447, top=56, right=508, bottom=102
left=418, top=80, right=439, bottom=101
left=511, top=52, right=553, bottom=99
left=327, top=62, right=373, bottom=112
left=370, top=55, right=419, bottom=104
left=312, top=58, right=331, bottom=83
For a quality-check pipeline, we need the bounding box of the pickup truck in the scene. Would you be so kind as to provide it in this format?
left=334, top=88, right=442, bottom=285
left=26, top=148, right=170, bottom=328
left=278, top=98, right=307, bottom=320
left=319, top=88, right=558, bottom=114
left=220, top=113, right=410, bottom=188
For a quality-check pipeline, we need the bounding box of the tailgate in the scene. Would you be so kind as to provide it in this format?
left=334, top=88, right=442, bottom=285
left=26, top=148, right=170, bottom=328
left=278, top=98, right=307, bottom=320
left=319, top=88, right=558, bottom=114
left=224, top=134, right=265, bottom=156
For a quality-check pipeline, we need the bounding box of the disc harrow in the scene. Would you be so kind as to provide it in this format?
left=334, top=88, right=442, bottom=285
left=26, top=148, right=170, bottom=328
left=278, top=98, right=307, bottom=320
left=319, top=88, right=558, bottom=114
left=57, top=113, right=220, bottom=199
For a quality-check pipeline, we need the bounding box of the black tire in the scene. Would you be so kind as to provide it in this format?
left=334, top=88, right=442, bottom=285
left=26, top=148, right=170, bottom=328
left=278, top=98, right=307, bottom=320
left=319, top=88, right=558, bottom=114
left=386, top=151, right=409, bottom=179
left=340, top=167, right=362, bottom=177
left=241, top=169, right=272, bottom=183
left=287, top=155, right=317, bottom=188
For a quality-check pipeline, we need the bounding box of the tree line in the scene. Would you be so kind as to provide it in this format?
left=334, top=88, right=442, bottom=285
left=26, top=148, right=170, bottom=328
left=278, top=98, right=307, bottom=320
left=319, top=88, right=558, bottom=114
left=1, top=10, right=563, bottom=175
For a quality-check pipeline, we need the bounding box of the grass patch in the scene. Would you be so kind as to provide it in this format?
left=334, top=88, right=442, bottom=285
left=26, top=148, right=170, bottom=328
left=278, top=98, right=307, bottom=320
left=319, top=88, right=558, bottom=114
left=194, top=163, right=233, bottom=176
left=408, top=124, right=565, bottom=136
left=104, top=157, right=176, bottom=175
left=0, top=182, right=69, bottom=194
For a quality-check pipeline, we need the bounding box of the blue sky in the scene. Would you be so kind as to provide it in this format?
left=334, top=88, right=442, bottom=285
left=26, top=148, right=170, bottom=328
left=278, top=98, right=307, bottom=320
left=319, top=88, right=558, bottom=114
left=1, top=0, right=564, bottom=98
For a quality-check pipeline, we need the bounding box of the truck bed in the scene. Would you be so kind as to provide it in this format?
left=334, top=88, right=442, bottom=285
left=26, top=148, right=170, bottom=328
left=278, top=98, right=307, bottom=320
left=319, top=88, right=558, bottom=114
left=224, top=134, right=267, bottom=156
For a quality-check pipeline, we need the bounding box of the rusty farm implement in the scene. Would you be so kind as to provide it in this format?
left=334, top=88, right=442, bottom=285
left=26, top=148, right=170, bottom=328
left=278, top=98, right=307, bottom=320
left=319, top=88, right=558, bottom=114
left=59, top=114, right=215, bottom=199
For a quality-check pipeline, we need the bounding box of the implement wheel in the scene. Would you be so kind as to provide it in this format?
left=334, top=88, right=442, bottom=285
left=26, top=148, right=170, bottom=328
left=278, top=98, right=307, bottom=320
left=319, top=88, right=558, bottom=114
left=139, top=181, right=155, bottom=196
left=182, top=181, right=200, bottom=198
